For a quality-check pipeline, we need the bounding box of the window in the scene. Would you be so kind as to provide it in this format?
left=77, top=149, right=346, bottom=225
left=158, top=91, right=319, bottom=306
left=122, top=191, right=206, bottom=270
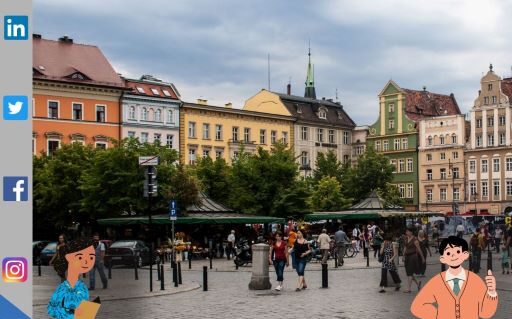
left=507, top=158, right=512, bottom=171
left=470, top=183, right=476, bottom=196
left=96, top=105, right=106, bottom=122
left=390, top=159, right=397, bottom=172
left=488, top=117, right=494, bottom=127
left=301, top=127, right=309, bottom=140
left=383, top=140, right=389, bottom=151
left=440, top=136, right=445, bottom=145
left=399, top=159, right=405, bottom=173
left=492, top=96, right=497, bottom=104
left=469, top=160, right=476, bottom=173
left=454, top=188, right=460, bottom=201
left=389, top=119, right=394, bottom=129
left=440, top=168, right=446, bottom=179
left=440, top=152, right=446, bottom=160
left=136, top=87, right=145, bottom=93
left=500, top=116, right=506, bottom=126
left=141, top=132, right=148, bottom=143
left=232, top=127, right=239, bottom=142
left=188, top=149, right=196, bottom=165
left=282, top=131, right=288, bottom=144
left=188, top=122, right=196, bottom=138
left=406, top=184, right=413, bottom=198
left=162, top=89, right=172, bottom=97
left=407, top=158, right=413, bottom=172
left=271, top=131, right=277, bottom=144
left=319, top=109, right=327, bottom=119
left=394, top=139, right=400, bottom=150
left=260, top=129, right=266, bottom=144
left=476, top=119, right=482, bottom=128
left=426, top=189, right=433, bottom=202
left=402, top=138, right=408, bottom=150
left=244, top=128, right=251, bottom=143
left=47, top=140, right=60, bottom=155
left=167, top=110, right=174, bottom=123
left=482, top=181, right=488, bottom=197
left=95, top=142, right=107, bottom=149
left=484, top=97, right=489, bottom=105
left=426, top=169, right=432, bottom=180
left=215, top=125, right=222, bottom=140
left=452, top=151, right=458, bottom=159
left=166, top=135, right=173, bottom=148
left=129, top=106, right=136, bottom=120
left=128, top=131, right=136, bottom=138
left=426, top=154, right=432, bottom=161
left=317, top=128, right=324, bottom=142
left=141, top=107, right=148, bottom=121
left=488, top=84, right=493, bottom=91
left=389, top=103, right=394, bottom=112
left=451, top=135, right=457, bottom=144
left=343, top=131, right=349, bottom=145
left=215, top=150, right=223, bottom=159
left=203, top=124, right=210, bottom=139
left=476, top=135, right=482, bottom=147
left=452, top=167, right=460, bottom=179
left=328, top=130, right=335, bottom=144
left=48, top=101, right=59, bottom=118
left=151, top=88, right=159, bottom=95
left=494, top=180, right=500, bottom=197
left=440, top=188, right=447, bottom=201
left=493, top=158, right=500, bottom=172
left=155, top=109, right=162, bottom=122
left=500, top=133, right=506, bottom=145
left=427, top=136, right=433, bottom=146
left=398, top=184, right=405, bottom=198
left=375, top=141, right=381, bottom=151
left=507, top=181, right=512, bottom=196
left=300, top=152, right=309, bottom=166
left=203, top=149, right=210, bottom=158
left=72, top=103, right=82, bottom=120
left=154, top=133, right=161, bottom=143
left=482, top=159, right=488, bottom=173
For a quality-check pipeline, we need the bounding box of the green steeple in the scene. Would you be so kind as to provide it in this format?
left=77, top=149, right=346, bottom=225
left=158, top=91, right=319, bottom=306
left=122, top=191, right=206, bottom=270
left=304, top=45, right=316, bottom=99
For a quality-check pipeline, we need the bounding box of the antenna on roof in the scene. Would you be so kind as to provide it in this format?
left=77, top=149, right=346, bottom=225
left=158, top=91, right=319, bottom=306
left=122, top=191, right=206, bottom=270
left=267, top=53, right=271, bottom=91
left=335, top=88, right=339, bottom=102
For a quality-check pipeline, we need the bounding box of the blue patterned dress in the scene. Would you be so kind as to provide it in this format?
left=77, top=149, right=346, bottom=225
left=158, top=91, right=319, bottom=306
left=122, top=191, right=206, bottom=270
left=47, top=280, right=89, bottom=319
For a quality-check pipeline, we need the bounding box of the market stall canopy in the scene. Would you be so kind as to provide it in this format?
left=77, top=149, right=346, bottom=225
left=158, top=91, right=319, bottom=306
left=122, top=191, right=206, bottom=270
left=304, top=210, right=446, bottom=222
left=187, top=192, right=234, bottom=213
left=350, top=190, right=403, bottom=210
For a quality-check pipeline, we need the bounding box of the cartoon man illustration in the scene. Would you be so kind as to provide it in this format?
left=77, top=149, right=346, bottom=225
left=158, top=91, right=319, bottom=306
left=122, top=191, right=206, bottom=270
left=411, top=236, right=498, bottom=319
left=47, top=238, right=100, bottom=319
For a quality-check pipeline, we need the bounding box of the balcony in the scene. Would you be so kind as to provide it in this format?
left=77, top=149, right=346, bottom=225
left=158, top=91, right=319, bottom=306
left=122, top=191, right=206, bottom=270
left=315, top=142, right=337, bottom=148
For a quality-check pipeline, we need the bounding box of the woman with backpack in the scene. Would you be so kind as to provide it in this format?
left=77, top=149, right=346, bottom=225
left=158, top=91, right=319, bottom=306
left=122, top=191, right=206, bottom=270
left=379, top=233, right=401, bottom=292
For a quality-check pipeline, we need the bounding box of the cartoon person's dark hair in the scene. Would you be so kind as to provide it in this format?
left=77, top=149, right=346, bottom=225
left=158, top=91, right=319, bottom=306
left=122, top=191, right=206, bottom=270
left=53, top=238, right=94, bottom=275
left=439, top=235, right=468, bottom=255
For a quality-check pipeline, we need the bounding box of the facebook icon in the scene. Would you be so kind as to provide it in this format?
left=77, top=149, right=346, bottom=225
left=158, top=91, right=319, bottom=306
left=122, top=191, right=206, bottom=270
left=3, top=177, right=28, bottom=202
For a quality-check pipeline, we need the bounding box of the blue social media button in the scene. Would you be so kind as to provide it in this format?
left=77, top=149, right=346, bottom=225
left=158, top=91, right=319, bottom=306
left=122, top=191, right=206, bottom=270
left=3, top=177, right=28, bottom=202
left=4, top=16, right=29, bottom=40
left=3, top=96, right=28, bottom=120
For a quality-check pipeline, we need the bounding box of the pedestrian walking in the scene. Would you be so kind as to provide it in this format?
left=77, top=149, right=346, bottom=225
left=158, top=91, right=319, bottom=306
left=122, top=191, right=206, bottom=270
left=402, top=227, right=424, bottom=293
left=456, top=223, right=465, bottom=238
left=293, top=230, right=311, bottom=291
left=379, top=234, right=401, bottom=292
left=352, top=225, right=361, bottom=252
left=89, top=233, right=108, bottom=290
left=317, top=229, right=331, bottom=264
left=494, top=226, right=503, bottom=254
left=501, top=245, right=510, bottom=275
left=372, top=228, right=384, bottom=259
left=417, top=230, right=432, bottom=277
left=432, top=224, right=440, bottom=253
left=269, top=231, right=289, bottom=291
left=361, top=225, right=371, bottom=258
left=470, top=230, right=482, bottom=274
left=334, top=226, right=349, bottom=266
left=49, top=234, right=67, bottom=283
left=226, top=230, right=235, bottom=260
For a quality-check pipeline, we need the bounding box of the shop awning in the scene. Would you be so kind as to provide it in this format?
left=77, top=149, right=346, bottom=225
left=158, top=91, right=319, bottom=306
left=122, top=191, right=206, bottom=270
left=98, top=213, right=285, bottom=226
left=304, top=210, right=446, bottom=222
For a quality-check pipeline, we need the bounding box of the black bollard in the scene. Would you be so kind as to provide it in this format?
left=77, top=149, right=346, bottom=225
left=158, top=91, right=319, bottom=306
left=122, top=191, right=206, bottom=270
left=38, top=261, right=41, bottom=277
left=321, top=263, right=328, bottom=288
left=366, top=249, right=370, bottom=267
left=487, top=249, right=492, bottom=271
left=334, top=251, right=338, bottom=268
left=209, top=254, right=213, bottom=270
left=134, top=261, right=139, bottom=280
left=178, top=262, right=182, bottom=285
left=236, top=261, right=239, bottom=270
left=203, top=266, right=208, bottom=291
left=157, top=261, right=161, bottom=281
left=108, top=263, right=112, bottom=279
left=160, top=265, right=165, bottom=291
left=189, top=255, right=192, bottom=270
left=172, top=262, right=178, bottom=287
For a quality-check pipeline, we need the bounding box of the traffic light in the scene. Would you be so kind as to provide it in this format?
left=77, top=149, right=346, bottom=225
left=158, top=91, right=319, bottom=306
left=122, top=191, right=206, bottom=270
left=144, top=166, right=158, bottom=197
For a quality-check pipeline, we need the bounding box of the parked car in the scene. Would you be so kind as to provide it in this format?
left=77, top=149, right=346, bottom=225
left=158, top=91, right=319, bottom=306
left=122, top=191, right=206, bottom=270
left=33, top=240, right=51, bottom=265
left=105, top=240, right=151, bottom=268
left=40, top=242, right=57, bottom=265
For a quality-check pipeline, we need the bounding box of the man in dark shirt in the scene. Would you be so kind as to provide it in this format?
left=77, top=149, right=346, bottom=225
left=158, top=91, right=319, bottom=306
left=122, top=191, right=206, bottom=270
left=334, top=226, right=349, bottom=266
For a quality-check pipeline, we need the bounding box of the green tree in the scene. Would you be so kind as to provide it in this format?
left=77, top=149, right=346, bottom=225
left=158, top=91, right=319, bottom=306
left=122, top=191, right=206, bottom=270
left=194, top=156, right=231, bottom=204
left=378, top=183, right=404, bottom=208
left=312, top=150, right=345, bottom=184
left=309, top=176, right=352, bottom=211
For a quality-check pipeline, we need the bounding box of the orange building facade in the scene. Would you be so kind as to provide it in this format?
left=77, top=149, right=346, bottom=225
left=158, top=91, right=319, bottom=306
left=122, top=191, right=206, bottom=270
left=32, top=35, right=125, bottom=155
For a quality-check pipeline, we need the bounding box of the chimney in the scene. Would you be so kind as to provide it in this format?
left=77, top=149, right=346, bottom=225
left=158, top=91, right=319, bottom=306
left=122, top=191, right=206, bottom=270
left=287, top=83, right=291, bottom=95
left=225, top=103, right=232, bottom=108
left=33, top=33, right=42, bottom=39
left=58, top=35, right=73, bottom=43
left=478, top=90, right=481, bottom=96
left=197, top=98, right=208, bottom=105
left=422, top=86, right=427, bottom=92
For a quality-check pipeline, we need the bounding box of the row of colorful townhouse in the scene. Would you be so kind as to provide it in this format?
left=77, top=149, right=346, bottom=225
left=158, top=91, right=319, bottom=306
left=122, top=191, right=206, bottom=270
left=32, top=35, right=512, bottom=215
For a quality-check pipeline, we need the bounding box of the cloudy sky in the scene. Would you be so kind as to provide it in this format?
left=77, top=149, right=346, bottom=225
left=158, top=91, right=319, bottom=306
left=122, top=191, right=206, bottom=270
left=34, top=0, right=512, bottom=125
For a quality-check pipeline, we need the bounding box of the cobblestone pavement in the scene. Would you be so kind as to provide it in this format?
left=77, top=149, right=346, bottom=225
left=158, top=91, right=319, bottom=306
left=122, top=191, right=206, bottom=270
left=34, top=256, right=512, bottom=319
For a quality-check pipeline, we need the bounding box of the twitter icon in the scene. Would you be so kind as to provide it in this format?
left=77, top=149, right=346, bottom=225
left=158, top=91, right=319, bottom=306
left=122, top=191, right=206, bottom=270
left=3, top=96, right=28, bottom=120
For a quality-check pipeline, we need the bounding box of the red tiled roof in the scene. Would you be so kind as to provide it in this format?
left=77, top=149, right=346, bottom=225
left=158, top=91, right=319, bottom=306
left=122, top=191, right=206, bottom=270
left=402, top=89, right=460, bottom=121
left=124, top=79, right=179, bottom=100
left=502, top=78, right=512, bottom=99
left=33, top=38, right=124, bottom=88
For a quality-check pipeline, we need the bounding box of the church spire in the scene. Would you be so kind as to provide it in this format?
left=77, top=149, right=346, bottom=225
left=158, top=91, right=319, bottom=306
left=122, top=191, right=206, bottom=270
left=304, top=43, right=316, bottom=99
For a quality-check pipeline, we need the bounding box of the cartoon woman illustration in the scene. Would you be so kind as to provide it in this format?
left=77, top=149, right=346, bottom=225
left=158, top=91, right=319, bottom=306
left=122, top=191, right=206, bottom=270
left=47, top=238, right=96, bottom=319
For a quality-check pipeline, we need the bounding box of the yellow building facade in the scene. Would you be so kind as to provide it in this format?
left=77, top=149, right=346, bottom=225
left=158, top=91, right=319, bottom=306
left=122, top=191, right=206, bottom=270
left=180, top=100, right=294, bottom=165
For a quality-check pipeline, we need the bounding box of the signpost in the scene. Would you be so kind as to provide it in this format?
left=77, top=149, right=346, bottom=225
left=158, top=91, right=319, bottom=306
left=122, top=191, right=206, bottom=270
left=169, top=200, right=178, bottom=264
left=139, top=156, right=159, bottom=292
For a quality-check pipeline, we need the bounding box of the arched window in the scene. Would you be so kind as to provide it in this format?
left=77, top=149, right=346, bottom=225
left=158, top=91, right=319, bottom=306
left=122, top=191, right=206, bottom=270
left=451, top=134, right=457, bottom=144
left=141, top=107, right=148, bottom=121
left=129, top=106, right=136, bottom=119
left=427, top=136, right=433, bottom=146
left=155, top=109, right=162, bottom=122
left=148, top=108, right=155, bottom=121
left=167, top=110, right=174, bottom=123
left=319, top=109, right=327, bottom=119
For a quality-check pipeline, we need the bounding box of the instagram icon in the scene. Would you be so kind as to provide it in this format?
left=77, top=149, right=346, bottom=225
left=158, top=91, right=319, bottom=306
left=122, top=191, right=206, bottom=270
left=2, top=257, right=28, bottom=283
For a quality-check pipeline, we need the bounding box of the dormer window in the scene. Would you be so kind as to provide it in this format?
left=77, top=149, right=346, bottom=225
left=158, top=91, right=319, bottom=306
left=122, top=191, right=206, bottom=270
left=151, top=88, right=160, bottom=95
left=337, top=111, right=343, bottom=120
left=488, top=84, right=492, bottom=91
left=297, top=105, right=302, bottom=114
left=319, top=109, right=327, bottom=119
left=68, top=72, right=89, bottom=81
left=162, top=90, right=171, bottom=97
left=136, top=87, right=145, bottom=93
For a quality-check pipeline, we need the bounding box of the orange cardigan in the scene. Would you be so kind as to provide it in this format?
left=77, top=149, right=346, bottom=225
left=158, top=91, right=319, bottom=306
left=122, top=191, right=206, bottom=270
left=411, top=270, right=498, bottom=319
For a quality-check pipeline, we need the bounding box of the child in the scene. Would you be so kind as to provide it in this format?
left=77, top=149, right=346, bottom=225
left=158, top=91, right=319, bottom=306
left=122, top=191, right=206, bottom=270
left=501, top=245, right=510, bottom=274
